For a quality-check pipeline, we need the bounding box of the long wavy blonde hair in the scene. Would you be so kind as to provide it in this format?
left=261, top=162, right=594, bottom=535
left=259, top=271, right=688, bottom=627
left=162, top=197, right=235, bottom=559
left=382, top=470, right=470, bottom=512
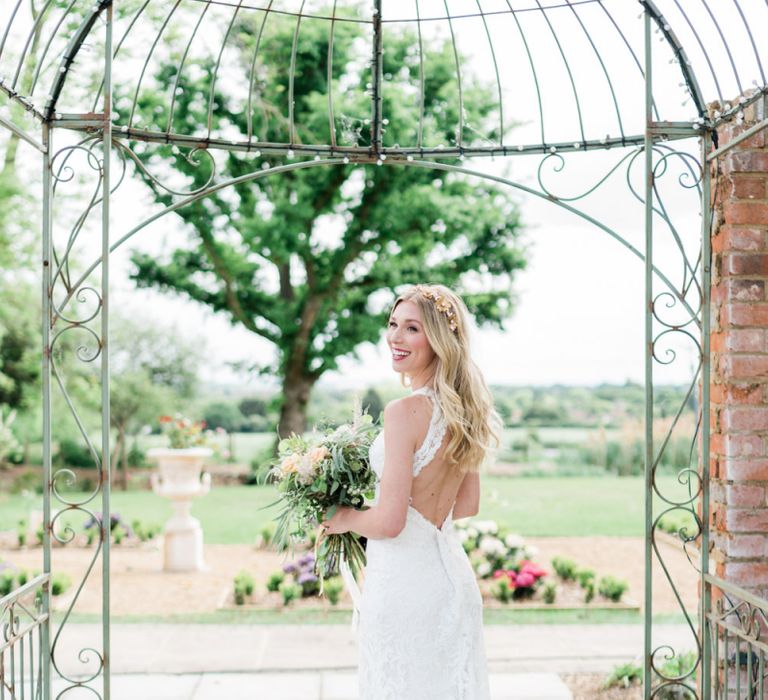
left=390, top=283, right=502, bottom=474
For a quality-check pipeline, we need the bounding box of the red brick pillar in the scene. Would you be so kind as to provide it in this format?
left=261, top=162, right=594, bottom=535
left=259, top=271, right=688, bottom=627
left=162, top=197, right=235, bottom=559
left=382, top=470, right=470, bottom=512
left=709, top=93, right=768, bottom=600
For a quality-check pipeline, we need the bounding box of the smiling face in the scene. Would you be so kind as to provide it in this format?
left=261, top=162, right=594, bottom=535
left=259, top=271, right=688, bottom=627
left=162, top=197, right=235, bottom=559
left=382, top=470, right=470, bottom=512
left=386, top=299, right=437, bottom=381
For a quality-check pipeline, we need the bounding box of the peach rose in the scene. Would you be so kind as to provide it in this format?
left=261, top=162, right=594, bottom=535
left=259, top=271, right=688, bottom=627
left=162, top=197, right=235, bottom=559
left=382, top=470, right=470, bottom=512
left=309, top=446, right=330, bottom=465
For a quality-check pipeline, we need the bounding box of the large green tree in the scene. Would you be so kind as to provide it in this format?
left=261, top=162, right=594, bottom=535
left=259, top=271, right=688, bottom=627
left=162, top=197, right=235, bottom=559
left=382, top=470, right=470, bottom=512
left=125, top=13, right=528, bottom=438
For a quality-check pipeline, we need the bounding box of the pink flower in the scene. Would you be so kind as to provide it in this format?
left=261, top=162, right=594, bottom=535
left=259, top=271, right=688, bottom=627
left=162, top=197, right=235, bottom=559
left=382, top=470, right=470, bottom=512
left=516, top=572, right=535, bottom=588
left=520, top=562, right=547, bottom=578
left=492, top=569, right=506, bottom=579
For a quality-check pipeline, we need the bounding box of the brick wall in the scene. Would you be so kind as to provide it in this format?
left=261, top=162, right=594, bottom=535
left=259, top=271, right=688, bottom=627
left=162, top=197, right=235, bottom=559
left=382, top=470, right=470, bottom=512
left=708, top=93, right=768, bottom=601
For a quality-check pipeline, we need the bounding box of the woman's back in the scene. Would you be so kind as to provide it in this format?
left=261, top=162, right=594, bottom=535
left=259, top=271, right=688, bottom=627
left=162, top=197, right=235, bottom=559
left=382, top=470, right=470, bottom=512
left=405, top=388, right=467, bottom=529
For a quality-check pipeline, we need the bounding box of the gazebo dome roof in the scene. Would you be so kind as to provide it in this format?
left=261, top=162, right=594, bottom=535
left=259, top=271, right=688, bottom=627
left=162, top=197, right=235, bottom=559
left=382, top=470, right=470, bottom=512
left=1, top=0, right=766, bottom=157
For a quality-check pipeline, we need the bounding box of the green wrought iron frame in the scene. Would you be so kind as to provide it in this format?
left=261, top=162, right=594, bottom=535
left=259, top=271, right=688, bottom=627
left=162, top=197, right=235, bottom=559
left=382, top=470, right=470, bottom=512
left=1, top=1, right=768, bottom=698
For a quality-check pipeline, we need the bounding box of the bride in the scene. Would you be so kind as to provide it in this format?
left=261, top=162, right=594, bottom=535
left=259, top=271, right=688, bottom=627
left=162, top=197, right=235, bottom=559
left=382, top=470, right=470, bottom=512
left=321, top=283, right=501, bottom=699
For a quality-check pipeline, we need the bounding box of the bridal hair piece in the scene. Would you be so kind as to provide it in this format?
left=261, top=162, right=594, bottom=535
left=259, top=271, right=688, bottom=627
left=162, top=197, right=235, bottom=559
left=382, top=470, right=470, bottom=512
left=418, top=286, right=458, bottom=334
left=389, top=283, right=502, bottom=474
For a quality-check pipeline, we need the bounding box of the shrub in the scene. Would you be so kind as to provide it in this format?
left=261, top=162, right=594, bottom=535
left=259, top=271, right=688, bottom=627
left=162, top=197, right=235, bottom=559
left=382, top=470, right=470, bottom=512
left=84, top=512, right=133, bottom=539
left=280, top=553, right=322, bottom=597
left=603, top=660, right=642, bottom=689
left=35, top=524, right=44, bottom=546
left=126, top=443, right=149, bottom=468
left=323, top=577, right=344, bottom=605
left=576, top=568, right=595, bottom=588
left=0, top=570, right=15, bottom=596
left=279, top=580, right=301, bottom=606
left=10, top=471, right=43, bottom=494
left=56, top=438, right=97, bottom=468
left=130, top=520, right=160, bottom=543
left=598, top=575, right=628, bottom=602
left=491, top=577, right=514, bottom=603
left=542, top=581, right=557, bottom=604
left=551, top=556, right=577, bottom=581
left=655, top=649, right=698, bottom=692
left=17, top=519, right=27, bottom=547
left=51, top=572, right=71, bottom=596
left=234, top=570, right=255, bottom=596
left=258, top=522, right=276, bottom=548
left=113, top=526, right=126, bottom=545
left=584, top=581, right=595, bottom=603
left=658, top=511, right=698, bottom=539
left=233, top=570, right=256, bottom=605
left=266, top=571, right=285, bottom=593
left=234, top=586, right=246, bottom=606
left=17, top=570, right=29, bottom=586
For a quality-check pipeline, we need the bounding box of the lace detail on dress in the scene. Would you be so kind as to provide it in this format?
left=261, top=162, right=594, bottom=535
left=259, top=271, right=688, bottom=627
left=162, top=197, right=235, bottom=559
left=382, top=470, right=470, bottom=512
left=411, top=386, right=447, bottom=477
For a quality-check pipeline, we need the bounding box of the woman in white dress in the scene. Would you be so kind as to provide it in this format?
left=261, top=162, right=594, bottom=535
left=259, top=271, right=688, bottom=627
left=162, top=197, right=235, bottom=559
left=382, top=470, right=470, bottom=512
left=321, top=283, right=502, bottom=700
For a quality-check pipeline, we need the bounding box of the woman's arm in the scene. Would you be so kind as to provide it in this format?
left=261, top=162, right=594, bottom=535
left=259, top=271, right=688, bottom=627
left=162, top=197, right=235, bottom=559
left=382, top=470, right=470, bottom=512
left=322, top=398, right=420, bottom=539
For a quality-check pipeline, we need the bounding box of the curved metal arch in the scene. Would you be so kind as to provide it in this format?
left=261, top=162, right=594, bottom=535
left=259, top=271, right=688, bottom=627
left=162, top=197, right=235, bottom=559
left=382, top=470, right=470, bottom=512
left=43, top=0, right=111, bottom=122
left=63, top=154, right=698, bottom=328
left=3, top=0, right=766, bottom=153
left=641, top=0, right=706, bottom=116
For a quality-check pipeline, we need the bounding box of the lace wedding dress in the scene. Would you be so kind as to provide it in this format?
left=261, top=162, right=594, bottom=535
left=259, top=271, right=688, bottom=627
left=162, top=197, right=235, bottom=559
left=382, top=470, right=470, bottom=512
left=346, top=385, right=491, bottom=700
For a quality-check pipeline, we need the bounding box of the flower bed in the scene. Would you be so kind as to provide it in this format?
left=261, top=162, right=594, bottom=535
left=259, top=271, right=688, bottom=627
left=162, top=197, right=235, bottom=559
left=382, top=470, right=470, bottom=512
left=222, top=517, right=635, bottom=611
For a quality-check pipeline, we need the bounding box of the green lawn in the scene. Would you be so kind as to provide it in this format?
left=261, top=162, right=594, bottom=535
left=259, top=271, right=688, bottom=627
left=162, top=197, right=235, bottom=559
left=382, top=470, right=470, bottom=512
left=0, top=475, right=697, bottom=543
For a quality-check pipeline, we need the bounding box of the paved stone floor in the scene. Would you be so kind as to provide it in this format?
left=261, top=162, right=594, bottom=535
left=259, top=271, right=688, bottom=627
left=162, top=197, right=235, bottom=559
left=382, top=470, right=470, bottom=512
left=44, top=622, right=691, bottom=699
left=53, top=670, right=574, bottom=699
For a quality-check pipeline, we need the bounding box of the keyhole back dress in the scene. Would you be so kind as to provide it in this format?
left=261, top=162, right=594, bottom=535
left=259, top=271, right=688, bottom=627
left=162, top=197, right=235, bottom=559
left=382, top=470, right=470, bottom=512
left=354, top=385, right=491, bottom=700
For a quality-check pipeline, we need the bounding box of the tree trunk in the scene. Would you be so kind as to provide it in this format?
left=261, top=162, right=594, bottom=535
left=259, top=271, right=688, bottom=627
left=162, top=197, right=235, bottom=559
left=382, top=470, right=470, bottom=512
left=277, top=372, right=316, bottom=443
left=110, top=429, right=126, bottom=491
left=120, top=431, right=130, bottom=491
left=110, top=432, right=121, bottom=482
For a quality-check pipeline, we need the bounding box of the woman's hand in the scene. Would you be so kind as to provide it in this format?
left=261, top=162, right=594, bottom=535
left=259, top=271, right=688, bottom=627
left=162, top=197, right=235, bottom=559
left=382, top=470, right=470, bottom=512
left=321, top=506, right=352, bottom=535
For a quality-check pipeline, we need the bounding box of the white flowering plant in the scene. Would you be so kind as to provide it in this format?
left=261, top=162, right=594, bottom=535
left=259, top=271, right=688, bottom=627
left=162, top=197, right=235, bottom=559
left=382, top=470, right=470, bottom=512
left=264, top=411, right=378, bottom=583
left=454, top=518, right=540, bottom=580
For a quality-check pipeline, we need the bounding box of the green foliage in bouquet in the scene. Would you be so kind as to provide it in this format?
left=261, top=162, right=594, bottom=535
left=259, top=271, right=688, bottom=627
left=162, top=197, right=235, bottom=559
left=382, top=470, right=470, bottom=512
left=263, top=411, right=379, bottom=585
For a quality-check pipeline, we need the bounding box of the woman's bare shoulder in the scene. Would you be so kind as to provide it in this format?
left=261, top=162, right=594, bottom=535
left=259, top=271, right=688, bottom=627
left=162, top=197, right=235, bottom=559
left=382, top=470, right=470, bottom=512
left=383, top=395, right=432, bottom=432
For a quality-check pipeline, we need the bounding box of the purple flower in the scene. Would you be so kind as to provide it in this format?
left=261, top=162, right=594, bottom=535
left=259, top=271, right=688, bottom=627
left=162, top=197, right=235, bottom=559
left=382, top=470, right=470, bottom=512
left=298, top=553, right=315, bottom=567
left=297, top=572, right=318, bottom=584
left=282, top=562, right=298, bottom=574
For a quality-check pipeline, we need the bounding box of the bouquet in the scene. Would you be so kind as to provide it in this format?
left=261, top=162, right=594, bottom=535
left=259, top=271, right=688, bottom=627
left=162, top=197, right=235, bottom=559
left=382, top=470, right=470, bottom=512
left=265, top=407, right=378, bottom=587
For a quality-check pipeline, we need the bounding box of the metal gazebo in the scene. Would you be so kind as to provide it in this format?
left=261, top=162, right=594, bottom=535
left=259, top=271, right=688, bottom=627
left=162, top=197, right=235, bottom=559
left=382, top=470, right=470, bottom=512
left=1, top=0, right=768, bottom=697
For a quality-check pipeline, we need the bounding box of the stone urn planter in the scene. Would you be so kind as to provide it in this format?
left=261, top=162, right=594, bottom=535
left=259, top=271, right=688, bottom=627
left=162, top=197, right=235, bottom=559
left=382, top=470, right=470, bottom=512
left=148, top=447, right=212, bottom=572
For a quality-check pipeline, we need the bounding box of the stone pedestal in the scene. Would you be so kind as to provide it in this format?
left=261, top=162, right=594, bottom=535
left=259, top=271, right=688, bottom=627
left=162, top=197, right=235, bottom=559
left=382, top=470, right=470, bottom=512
left=148, top=447, right=212, bottom=573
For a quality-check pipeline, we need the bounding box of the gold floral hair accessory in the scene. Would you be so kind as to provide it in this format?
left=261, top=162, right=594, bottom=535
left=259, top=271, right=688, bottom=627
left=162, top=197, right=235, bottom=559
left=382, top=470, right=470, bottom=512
left=419, top=287, right=458, bottom=334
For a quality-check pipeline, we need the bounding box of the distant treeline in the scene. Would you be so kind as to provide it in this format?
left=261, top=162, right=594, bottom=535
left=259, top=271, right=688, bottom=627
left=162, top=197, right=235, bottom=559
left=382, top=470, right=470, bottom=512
left=196, top=380, right=696, bottom=433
